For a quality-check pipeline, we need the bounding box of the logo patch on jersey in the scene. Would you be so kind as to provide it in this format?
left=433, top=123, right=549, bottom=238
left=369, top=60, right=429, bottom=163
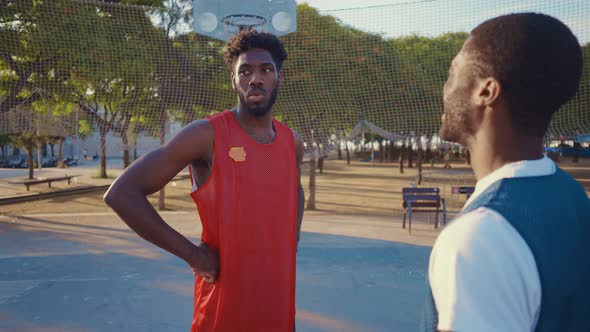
left=229, top=147, right=246, bottom=162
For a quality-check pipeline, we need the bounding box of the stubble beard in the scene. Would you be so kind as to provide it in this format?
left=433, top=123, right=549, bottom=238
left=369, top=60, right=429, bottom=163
left=439, top=100, right=474, bottom=146
left=238, top=85, right=279, bottom=118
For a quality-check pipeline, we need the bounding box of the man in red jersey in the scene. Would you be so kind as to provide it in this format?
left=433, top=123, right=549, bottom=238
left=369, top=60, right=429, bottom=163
left=104, top=30, right=304, bottom=332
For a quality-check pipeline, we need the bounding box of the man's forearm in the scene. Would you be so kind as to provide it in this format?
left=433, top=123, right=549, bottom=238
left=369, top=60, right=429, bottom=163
left=105, top=188, right=195, bottom=263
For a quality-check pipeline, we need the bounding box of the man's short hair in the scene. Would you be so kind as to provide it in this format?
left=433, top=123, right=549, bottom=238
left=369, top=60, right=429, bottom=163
left=468, top=13, right=583, bottom=137
left=223, top=29, right=288, bottom=71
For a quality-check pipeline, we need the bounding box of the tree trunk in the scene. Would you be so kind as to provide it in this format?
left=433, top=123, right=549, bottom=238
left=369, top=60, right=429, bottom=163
left=122, top=134, right=130, bottom=168
left=99, top=126, right=108, bottom=178
left=399, top=144, right=405, bottom=174
left=49, top=143, right=55, bottom=158
left=417, top=148, right=423, bottom=185
left=120, top=114, right=132, bottom=168
left=57, top=138, right=65, bottom=168
left=466, top=149, right=471, bottom=165
left=572, top=142, right=580, bottom=163
left=379, top=141, right=384, bottom=163
left=317, top=145, right=324, bottom=174
left=158, top=109, right=167, bottom=210
left=133, top=140, right=138, bottom=161
left=385, top=141, right=393, bottom=162
left=306, top=127, right=317, bottom=209
left=37, top=141, right=42, bottom=172
left=27, top=145, right=34, bottom=179
left=407, top=143, right=414, bottom=168
left=345, top=143, right=351, bottom=165
left=307, top=152, right=316, bottom=210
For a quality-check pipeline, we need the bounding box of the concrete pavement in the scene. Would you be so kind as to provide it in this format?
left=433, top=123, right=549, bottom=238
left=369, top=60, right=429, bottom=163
left=0, top=210, right=437, bottom=332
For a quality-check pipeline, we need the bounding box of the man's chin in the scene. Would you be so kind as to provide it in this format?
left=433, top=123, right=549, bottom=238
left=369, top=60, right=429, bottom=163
left=246, top=105, right=271, bottom=117
left=439, top=127, right=457, bottom=143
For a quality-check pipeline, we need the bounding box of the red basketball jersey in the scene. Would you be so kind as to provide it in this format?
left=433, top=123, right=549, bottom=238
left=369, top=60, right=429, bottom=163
left=189, top=110, right=298, bottom=332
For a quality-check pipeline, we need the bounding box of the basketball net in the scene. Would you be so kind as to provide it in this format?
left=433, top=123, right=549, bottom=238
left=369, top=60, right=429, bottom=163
left=222, top=14, right=267, bottom=35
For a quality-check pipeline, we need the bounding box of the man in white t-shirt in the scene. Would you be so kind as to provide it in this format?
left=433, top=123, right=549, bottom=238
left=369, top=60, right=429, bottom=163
left=422, top=13, right=590, bottom=332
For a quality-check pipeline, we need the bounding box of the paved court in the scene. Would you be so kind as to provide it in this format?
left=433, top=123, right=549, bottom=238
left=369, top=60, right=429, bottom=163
left=0, top=211, right=438, bottom=332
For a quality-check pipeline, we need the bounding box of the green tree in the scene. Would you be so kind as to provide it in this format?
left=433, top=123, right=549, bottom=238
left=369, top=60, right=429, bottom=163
left=9, top=131, right=36, bottom=179
left=57, top=1, right=163, bottom=177
left=280, top=5, right=381, bottom=208
left=0, top=1, right=75, bottom=115
left=386, top=33, right=466, bottom=168
left=147, top=0, right=231, bottom=209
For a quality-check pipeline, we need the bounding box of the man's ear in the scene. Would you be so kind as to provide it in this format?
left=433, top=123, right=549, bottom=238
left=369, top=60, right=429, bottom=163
left=474, top=77, right=501, bottom=107
left=231, top=72, right=237, bottom=91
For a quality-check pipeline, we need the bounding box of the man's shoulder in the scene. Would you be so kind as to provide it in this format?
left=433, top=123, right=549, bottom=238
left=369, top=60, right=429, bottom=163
left=554, top=166, right=590, bottom=197
left=272, top=118, right=302, bottom=144
left=484, top=166, right=590, bottom=212
left=174, top=119, right=215, bottom=155
left=185, top=118, right=214, bottom=136
left=432, top=206, right=539, bottom=267
left=207, top=110, right=233, bottom=125
left=434, top=207, right=507, bottom=251
left=430, top=207, right=541, bottom=331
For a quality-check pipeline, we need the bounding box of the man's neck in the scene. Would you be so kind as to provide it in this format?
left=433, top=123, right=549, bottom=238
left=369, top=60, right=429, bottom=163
left=468, top=133, right=544, bottom=181
left=231, top=107, right=276, bottom=144
left=233, top=106, right=274, bottom=130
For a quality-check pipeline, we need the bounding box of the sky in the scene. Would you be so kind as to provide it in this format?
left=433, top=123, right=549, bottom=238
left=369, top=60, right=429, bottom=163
left=296, top=0, right=590, bottom=43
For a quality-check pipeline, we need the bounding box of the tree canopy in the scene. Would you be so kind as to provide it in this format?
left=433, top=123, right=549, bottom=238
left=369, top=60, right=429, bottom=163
left=1, top=0, right=588, bottom=150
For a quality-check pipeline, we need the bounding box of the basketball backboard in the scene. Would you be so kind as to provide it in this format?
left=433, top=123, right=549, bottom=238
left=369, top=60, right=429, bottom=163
left=193, top=0, right=297, bottom=41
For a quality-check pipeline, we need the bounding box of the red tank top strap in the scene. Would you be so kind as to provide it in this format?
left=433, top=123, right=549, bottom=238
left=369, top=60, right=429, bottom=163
left=272, top=118, right=295, bottom=148
left=207, top=110, right=232, bottom=132
left=188, top=110, right=230, bottom=189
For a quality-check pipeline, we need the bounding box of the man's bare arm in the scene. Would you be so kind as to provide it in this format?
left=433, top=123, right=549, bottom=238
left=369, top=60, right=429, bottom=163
left=104, top=120, right=218, bottom=280
left=292, top=130, right=305, bottom=245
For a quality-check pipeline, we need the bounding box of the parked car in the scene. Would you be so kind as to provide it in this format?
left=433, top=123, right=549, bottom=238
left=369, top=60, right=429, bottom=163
left=6, top=156, right=27, bottom=168
left=42, top=157, right=58, bottom=167
left=63, top=156, right=78, bottom=167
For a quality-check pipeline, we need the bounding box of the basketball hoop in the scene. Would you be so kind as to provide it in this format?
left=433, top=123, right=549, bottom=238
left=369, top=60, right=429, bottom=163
left=193, top=0, right=297, bottom=41
left=222, top=14, right=267, bottom=32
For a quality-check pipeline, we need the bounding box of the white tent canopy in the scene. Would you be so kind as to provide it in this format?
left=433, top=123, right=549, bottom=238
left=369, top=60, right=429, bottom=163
left=345, top=119, right=401, bottom=141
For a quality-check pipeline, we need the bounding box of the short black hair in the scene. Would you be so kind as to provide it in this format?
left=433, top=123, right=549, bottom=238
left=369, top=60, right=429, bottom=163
left=467, top=13, right=583, bottom=137
left=223, top=29, right=288, bottom=71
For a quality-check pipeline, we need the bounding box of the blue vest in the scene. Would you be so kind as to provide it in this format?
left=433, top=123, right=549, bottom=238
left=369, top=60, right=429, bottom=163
left=421, top=168, right=590, bottom=331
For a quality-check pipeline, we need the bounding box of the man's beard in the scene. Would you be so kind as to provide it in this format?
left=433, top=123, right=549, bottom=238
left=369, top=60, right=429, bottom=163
left=439, top=100, right=474, bottom=145
left=238, top=86, right=279, bottom=117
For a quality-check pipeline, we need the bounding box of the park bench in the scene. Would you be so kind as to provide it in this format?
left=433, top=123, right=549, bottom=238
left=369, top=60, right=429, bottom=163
left=23, top=174, right=78, bottom=191
left=451, top=186, right=475, bottom=199
left=402, top=187, right=447, bottom=234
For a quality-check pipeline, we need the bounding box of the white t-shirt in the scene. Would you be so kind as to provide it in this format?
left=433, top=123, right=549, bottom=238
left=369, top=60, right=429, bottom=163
left=428, top=156, right=555, bottom=331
